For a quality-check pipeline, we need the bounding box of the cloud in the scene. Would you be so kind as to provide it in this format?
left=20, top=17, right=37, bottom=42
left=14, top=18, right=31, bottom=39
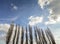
left=45, top=15, right=60, bottom=25
left=0, top=30, right=6, bottom=40
left=0, top=24, right=10, bottom=40
left=11, top=3, right=18, bottom=10
left=38, top=0, right=52, bottom=9
left=28, top=16, right=43, bottom=26
left=48, top=1, right=60, bottom=22
left=11, top=16, right=19, bottom=21
left=38, top=0, right=60, bottom=24
left=0, top=24, right=10, bottom=32
left=45, top=20, right=56, bottom=25
left=0, top=16, right=19, bottom=21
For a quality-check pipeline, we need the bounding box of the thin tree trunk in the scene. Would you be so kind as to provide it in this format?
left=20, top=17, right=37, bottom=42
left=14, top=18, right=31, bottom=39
left=6, top=23, right=14, bottom=44
left=36, top=27, right=42, bottom=44
left=16, top=26, right=20, bottom=44
left=21, top=27, right=24, bottom=44
left=45, top=30, right=51, bottom=44
left=41, top=29, right=47, bottom=44
left=45, top=28, right=56, bottom=44
left=29, top=26, right=33, bottom=44
left=34, top=27, right=38, bottom=44
left=25, top=27, right=28, bottom=44
left=13, top=25, right=17, bottom=44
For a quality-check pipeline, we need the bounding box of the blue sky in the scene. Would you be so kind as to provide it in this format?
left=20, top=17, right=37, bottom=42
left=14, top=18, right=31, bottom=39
left=0, top=0, right=60, bottom=44
left=0, top=0, right=48, bottom=26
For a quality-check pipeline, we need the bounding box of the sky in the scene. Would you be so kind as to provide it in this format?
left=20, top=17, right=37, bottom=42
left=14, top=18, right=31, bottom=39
left=0, top=0, right=60, bottom=44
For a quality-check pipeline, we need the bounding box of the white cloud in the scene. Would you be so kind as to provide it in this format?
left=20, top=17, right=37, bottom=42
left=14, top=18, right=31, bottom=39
left=45, top=20, right=56, bottom=25
left=48, top=0, right=60, bottom=22
left=11, top=16, right=19, bottom=21
left=0, top=24, right=10, bottom=40
left=45, top=15, right=60, bottom=25
left=11, top=3, right=18, bottom=10
left=38, top=0, right=60, bottom=24
left=49, top=9, right=53, bottom=14
left=0, top=16, right=19, bottom=21
left=0, top=24, right=10, bottom=32
left=13, top=6, right=18, bottom=10
left=0, top=24, right=16, bottom=40
left=28, top=16, right=43, bottom=26
left=47, top=0, right=60, bottom=15
left=38, top=0, right=52, bottom=9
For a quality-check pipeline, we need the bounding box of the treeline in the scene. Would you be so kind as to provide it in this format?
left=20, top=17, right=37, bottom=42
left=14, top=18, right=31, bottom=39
left=6, top=23, right=56, bottom=44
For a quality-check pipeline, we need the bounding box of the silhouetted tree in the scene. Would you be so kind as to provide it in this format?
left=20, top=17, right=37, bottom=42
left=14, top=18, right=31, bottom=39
left=34, top=27, right=38, bottom=44
left=25, top=27, right=28, bottom=44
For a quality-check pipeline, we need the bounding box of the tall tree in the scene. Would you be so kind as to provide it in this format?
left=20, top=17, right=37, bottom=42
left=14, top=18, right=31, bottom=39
left=12, top=25, right=17, bottom=44
left=41, top=29, right=47, bottom=44
left=16, top=26, right=20, bottom=44
left=6, top=23, right=14, bottom=44
left=45, top=28, right=56, bottom=44
left=36, top=27, right=42, bottom=44
left=29, top=26, right=33, bottom=44
left=25, top=27, right=28, bottom=44
left=34, top=27, right=38, bottom=44
left=21, top=27, right=24, bottom=44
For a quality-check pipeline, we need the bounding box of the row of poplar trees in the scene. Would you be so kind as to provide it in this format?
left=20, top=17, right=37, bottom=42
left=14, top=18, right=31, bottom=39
left=6, top=23, right=56, bottom=44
